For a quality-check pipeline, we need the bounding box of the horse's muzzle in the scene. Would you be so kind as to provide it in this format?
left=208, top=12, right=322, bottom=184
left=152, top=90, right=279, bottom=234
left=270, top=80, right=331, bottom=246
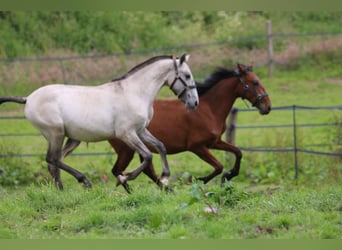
left=185, top=99, right=199, bottom=110
left=258, top=104, right=271, bottom=115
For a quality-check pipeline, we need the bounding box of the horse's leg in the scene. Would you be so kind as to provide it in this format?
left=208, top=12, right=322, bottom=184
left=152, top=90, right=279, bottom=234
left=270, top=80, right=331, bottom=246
left=47, top=138, right=80, bottom=189
left=192, top=146, right=224, bottom=184
left=211, top=140, right=242, bottom=183
left=47, top=163, right=63, bottom=190
left=138, top=129, right=170, bottom=187
left=43, top=129, right=64, bottom=189
left=45, top=132, right=92, bottom=188
left=110, top=139, right=136, bottom=193
left=110, top=139, right=164, bottom=192
left=139, top=154, right=164, bottom=189
left=115, top=132, right=152, bottom=189
left=62, top=138, right=81, bottom=159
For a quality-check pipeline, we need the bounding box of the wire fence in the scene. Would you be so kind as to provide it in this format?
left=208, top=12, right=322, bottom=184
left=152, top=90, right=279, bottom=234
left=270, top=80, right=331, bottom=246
left=226, top=105, right=342, bottom=179
left=0, top=28, right=342, bottom=85
left=1, top=105, right=341, bottom=160
left=0, top=27, right=341, bottom=178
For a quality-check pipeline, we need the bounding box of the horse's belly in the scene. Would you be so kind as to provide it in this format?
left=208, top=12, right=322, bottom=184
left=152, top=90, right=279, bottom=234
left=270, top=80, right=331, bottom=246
left=64, top=123, right=116, bottom=142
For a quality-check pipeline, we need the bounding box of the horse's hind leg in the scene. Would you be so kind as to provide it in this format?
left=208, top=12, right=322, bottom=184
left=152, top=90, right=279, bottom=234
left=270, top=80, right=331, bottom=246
left=45, top=133, right=92, bottom=188
left=139, top=129, right=170, bottom=187
left=110, top=138, right=161, bottom=193
left=62, top=138, right=81, bottom=159
left=109, top=139, right=135, bottom=193
left=139, top=155, right=165, bottom=189
left=48, top=163, right=63, bottom=189
left=111, top=141, right=135, bottom=193
left=43, top=130, right=65, bottom=189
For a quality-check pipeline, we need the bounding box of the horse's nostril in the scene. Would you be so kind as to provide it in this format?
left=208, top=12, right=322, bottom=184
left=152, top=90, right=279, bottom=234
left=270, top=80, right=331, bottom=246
left=195, top=101, right=198, bottom=106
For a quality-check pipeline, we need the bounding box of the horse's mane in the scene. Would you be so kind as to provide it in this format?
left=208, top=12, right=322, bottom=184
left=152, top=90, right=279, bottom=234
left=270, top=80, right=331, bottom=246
left=196, top=67, right=237, bottom=96
left=112, top=55, right=173, bottom=82
left=196, top=65, right=251, bottom=96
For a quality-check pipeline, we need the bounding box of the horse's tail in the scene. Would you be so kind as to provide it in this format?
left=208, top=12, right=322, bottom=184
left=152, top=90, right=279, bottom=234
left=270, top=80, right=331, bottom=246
left=0, top=96, right=27, bottom=105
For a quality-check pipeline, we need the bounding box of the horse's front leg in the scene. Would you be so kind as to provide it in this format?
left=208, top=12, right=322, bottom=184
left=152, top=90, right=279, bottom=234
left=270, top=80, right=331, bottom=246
left=192, top=146, right=224, bottom=184
left=211, top=139, right=242, bottom=183
left=139, top=129, right=170, bottom=189
left=116, top=132, right=153, bottom=191
left=109, top=139, right=136, bottom=193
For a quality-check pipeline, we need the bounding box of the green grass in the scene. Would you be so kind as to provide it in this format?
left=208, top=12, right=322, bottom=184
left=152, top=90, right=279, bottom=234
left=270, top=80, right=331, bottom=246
left=0, top=182, right=341, bottom=239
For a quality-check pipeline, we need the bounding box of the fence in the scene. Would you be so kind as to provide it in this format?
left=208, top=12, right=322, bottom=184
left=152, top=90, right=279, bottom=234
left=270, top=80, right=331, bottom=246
left=1, top=105, right=341, bottom=180
left=0, top=20, right=342, bottom=84
left=226, top=105, right=342, bottom=179
left=0, top=21, right=341, bottom=179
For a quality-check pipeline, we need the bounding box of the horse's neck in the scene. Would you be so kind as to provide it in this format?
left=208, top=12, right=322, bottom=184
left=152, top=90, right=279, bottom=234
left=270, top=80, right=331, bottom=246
left=124, top=60, right=172, bottom=102
left=202, top=78, right=239, bottom=123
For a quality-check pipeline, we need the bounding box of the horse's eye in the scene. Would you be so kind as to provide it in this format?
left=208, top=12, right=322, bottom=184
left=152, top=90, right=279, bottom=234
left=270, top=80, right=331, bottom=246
left=252, top=81, right=259, bottom=86
left=184, top=74, right=191, bottom=80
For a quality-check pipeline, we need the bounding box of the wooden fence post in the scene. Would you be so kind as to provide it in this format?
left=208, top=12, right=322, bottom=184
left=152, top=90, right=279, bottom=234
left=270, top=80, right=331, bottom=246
left=58, top=59, right=68, bottom=84
left=267, top=20, right=274, bottom=78
left=226, top=108, right=238, bottom=145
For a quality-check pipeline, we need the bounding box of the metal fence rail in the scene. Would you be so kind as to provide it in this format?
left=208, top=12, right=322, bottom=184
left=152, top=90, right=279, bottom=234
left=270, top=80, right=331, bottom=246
left=1, top=27, right=341, bottom=178
left=227, top=105, right=342, bottom=178
left=1, top=29, right=342, bottom=82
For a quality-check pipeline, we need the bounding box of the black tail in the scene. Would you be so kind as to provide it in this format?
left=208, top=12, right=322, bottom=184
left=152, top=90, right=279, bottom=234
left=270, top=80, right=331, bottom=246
left=0, top=96, right=27, bottom=105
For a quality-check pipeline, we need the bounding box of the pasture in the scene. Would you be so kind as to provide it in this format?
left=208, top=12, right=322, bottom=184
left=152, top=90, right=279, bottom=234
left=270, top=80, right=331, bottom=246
left=0, top=52, right=341, bottom=239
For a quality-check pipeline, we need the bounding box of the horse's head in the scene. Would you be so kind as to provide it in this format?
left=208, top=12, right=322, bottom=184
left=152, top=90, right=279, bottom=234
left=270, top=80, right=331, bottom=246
left=236, top=63, right=271, bottom=115
left=168, top=54, right=199, bottom=110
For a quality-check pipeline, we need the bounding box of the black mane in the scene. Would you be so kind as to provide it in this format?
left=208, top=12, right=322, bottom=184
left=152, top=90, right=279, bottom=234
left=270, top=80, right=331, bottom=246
left=112, top=55, right=173, bottom=82
left=196, top=67, right=238, bottom=96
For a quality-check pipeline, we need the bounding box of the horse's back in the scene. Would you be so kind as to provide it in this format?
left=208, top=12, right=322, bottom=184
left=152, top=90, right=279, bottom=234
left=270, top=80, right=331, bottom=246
left=24, top=83, right=148, bottom=142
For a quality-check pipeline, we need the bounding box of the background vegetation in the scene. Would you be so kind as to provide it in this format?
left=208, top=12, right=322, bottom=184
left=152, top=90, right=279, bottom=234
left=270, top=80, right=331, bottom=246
left=0, top=11, right=341, bottom=58
left=0, top=11, right=341, bottom=239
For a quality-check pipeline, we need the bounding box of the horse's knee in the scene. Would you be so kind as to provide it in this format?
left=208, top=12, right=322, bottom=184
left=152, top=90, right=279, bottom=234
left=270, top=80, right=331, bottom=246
left=112, top=151, right=135, bottom=177
left=144, top=153, right=153, bottom=165
left=216, top=166, right=223, bottom=175
left=157, top=142, right=167, bottom=155
left=112, top=166, right=120, bottom=177
left=236, top=150, right=242, bottom=160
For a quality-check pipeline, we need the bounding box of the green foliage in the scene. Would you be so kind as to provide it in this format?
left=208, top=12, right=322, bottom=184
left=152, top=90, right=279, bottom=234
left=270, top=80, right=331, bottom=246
left=0, top=143, right=36, bottom=186
left=1, top=11, right=341, bottom=59
left=0, top=11, right=171, bottom=58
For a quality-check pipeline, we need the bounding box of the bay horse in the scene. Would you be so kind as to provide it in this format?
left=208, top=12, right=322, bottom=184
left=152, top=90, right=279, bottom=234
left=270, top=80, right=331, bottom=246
left=108, top=63, right=271, bottom=192
left=0, top=54, right=199, bottom=190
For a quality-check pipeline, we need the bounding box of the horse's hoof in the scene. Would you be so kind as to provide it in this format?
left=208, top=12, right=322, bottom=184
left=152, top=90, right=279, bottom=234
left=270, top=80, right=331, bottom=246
left=116, top=174, right=128, bottom=186
left=55, top=181, right=64, bottom=190
left=221, top=172, right=232, bottom=183
left=123, top=183, right=132, bottom=194
left=164, top=186, right=173, bottom=193
left=160, top=177, right=169, bottom=187
left=196, top=176, right=208, bottom=184
left=83, top=179, right=93, bottom=188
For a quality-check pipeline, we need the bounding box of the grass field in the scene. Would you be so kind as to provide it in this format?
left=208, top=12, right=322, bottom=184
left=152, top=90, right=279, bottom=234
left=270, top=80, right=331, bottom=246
left=0, top=48, right=341, bottom=238
left=0, top=182, right=341, bottom=239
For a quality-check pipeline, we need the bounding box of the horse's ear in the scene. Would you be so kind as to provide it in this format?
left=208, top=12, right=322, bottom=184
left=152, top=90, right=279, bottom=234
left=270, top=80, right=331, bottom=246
left=249, top=62, right=254, bottom=71
left=180, top=54, right=190, bottom=65
left=237, top=63, right=247, bottom=75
